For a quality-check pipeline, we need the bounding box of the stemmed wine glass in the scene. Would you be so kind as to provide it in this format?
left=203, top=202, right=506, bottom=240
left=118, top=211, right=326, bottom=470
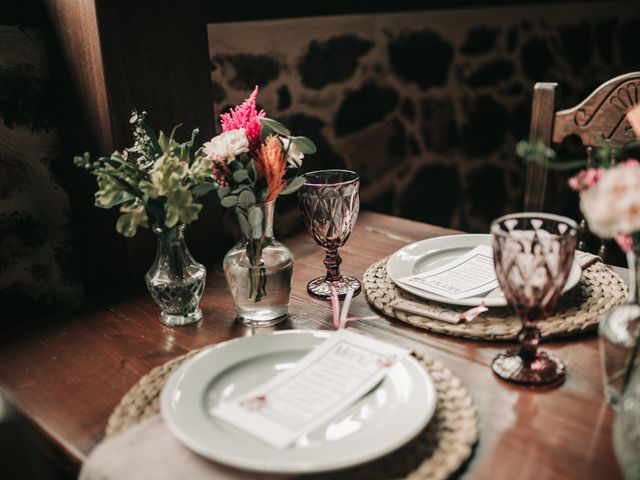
left=491, top=213, right=577, bottom=386
left=298, top=170, right=361, bottom=299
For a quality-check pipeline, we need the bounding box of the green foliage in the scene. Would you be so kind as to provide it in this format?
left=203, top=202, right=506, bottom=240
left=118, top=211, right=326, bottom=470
left=75, top=111, right=215, bottom=237
left=259, top=117, right=291, bottom=137
left=116, top=203, right=148, bottom=238
left=517, top=138, right=640, bottom=171
left=290, top=136, right=316, bottom=154
left=280, top=176, right=306, bottom=195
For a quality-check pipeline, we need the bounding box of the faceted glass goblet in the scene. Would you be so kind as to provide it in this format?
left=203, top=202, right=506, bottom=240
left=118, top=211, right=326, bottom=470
left=298, top=170, right=361, bottom=299
left=491, top=213, right=577, bottom=387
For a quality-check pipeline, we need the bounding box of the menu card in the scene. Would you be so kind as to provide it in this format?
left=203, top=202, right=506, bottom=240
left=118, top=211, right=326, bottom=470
left=212, top=330, right=409, bottom=450
left=398, top=245, right=499, bottom=300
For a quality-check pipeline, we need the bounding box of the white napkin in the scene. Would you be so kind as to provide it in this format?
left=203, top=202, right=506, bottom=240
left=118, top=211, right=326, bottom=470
left=79, top=415, right=288, bottom=480
left=574, top=250, right=601, bottom=269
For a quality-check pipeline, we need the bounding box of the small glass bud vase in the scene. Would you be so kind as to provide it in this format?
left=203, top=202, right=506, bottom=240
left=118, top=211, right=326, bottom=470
left=600, top=247, right=640, bottom=408
left=223, top=201, right=293, bottom=327
left=613, top=366, right=640, bottom=479
left=145, top=224, right=206, bottom=327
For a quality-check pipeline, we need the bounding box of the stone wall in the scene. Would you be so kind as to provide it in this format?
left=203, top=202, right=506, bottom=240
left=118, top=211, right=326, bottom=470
left=208, top=1, right=640, bottom=236
left=1, top=2, right=639, bottom=320
left=0, top=27, right=83, bottom=323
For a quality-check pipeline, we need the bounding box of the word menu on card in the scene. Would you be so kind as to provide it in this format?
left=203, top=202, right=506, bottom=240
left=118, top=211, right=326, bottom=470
left=212, top=330, right=409, bottom=449
left=398, top=245, right=499, bottom=300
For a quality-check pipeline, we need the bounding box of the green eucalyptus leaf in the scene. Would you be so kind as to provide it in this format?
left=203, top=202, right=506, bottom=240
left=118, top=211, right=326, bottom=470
left=220, top=195, right=238, bottom=207
left=290, top=136, right=317, bottom=154
left=255, top=177, right=268, bottom=202
left=191, top=183, right=217, bottom=197
left=235, top=209, right=251, bottom=237
left=247, top=159, right=257, bottom=181
left=228, top=160, right=243, bottom=172
left=238, top=189, right=256, bottom=208
left=259, top=117, right=291, bottom=137
left=280, top=176, right=306, bottom=195
left=233, top=169, right=249, bottom=183
left=248, top=206, right=264, bottom=239
left=217, top=187, right=231, bottom=199
left=231, top=185, right=250, bottom=194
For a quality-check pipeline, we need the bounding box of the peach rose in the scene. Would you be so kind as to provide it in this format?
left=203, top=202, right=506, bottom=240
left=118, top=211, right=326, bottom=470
left=581, top=163, right=640, bottom=237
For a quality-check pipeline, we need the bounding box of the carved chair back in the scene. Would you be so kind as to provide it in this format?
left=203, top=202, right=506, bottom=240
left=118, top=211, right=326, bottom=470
left=524, top=72, right=640, bottom=259
left=525, top=72, right=640, bottom=211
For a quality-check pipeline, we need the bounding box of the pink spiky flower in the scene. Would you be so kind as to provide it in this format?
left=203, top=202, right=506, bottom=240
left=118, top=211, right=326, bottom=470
left=220, top=86, right=265, bottom=150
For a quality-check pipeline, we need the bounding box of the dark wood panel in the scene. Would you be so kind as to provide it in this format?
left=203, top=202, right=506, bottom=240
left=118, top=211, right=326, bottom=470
left=41, top=0, right=222, bottom=300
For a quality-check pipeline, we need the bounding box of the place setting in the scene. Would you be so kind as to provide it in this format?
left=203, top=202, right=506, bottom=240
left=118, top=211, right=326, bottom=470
left=96, top=165, right=480, bottom=480
left=100, top=330, right=478, bottom=480
left=365, top=216, right=627, bottom=344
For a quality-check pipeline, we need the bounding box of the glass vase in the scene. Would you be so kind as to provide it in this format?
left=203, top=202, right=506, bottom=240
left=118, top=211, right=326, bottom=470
left=613, top=366, right=640, bottom=479
left=599, top=248, right=640, bottom=409
left=145, top=225, right=206, bottom=327
left=223, top=201, right=293, bottom=327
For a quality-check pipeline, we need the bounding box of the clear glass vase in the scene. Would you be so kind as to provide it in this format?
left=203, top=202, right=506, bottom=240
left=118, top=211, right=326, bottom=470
left=145, top=225, right=206, bottom=327
left=223, top=201, right=293, bottom=327
left=599, top=248, right=640, bottom=409
left=613, top=366, right=640, bottom=479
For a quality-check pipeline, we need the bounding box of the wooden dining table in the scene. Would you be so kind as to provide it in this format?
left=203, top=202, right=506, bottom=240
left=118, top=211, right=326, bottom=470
left=0, top=212, right=624, bottom=479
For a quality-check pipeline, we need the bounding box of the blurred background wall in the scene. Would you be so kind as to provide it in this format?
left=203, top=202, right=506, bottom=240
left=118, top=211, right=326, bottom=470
left=0, top=0, right=639, bottom=322
left=208, top=2, right=640, bottom=236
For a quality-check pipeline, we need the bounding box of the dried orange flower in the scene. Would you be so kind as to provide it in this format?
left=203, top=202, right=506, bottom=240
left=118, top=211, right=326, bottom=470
left=256, top=135, right=286, bottom=202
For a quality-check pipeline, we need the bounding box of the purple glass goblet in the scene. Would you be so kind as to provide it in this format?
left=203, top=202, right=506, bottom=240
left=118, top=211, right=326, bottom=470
left=298, top=170, right=361, bottom=299
left=491, top=213, right=577, bottom=387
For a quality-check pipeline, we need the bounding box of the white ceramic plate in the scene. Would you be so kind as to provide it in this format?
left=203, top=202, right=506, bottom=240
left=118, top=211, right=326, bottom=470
left=160, top=330, right=437, bottom=475
left=386, top=234, right=582, bottom=308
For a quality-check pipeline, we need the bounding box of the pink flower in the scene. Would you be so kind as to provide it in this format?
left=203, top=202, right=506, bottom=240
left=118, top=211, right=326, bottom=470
left=614, top=234, right=634, bottom=252
left=580, top=164, right=640, bottom=237
left=219, top=86, right=265, bottom=150
left=619, top=159, right=640, bottom=168
left=568, top=168, right=603, bottom=192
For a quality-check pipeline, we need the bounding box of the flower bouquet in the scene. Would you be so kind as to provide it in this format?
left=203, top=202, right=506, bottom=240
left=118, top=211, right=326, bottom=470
left=74, top=112, right=212, bottom=326
left=204, top=87, right=316, bottom=326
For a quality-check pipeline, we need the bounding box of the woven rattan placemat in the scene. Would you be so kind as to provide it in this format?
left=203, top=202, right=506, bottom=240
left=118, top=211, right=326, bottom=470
left=364, top=258, right=627, bottom=341
left=106, top=348, right=479, bottom=480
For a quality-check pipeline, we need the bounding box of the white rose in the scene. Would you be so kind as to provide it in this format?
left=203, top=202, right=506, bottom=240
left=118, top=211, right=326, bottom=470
left=204, top=129, right=249, bottom=162
left=280, top=136, right=304, bottom=166
left=581, top=164, right=640, bottom=237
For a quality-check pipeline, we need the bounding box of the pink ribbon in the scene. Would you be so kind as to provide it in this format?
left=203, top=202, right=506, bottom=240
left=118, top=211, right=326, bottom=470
left=459, top=302, right=488, bottom=322
left=329, top=287, right=378, bottom=329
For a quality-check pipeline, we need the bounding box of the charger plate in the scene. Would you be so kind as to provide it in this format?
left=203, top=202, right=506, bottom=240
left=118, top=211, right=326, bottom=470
left=106, top=336, right=479, bottom=480
left=160, top=331, right=436, bottom=474
left=365, top=257, right=627, bottom=341
left=387, top=234, right=582, bottom=307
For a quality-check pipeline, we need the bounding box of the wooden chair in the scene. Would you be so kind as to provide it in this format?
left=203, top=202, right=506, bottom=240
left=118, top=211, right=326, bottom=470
left=524, top=72, right=640, bottom=257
